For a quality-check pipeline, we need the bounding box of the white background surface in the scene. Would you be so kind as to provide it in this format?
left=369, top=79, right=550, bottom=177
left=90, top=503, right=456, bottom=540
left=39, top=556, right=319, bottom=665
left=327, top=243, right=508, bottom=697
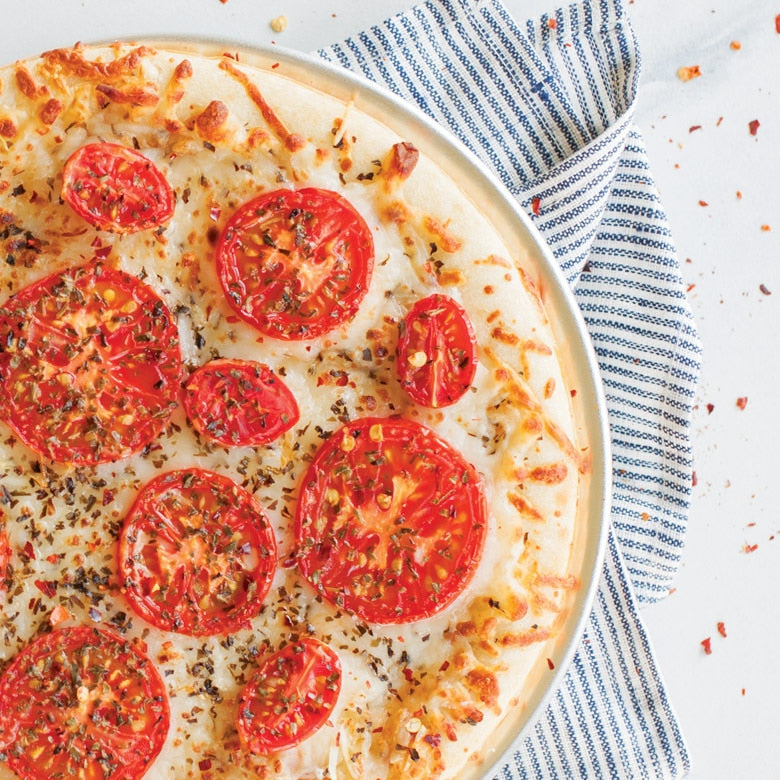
left=2, top=1, right=778, bottom=778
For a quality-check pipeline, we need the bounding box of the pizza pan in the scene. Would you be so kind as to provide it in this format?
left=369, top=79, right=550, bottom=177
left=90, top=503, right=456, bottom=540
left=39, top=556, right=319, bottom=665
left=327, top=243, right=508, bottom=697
left=78, top=37, right=612, bottom=777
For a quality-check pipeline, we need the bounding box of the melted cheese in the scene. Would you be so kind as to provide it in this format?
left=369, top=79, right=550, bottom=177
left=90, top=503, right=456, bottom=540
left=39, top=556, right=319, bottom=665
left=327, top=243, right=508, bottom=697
left=0, top=44, right=585, bottom=779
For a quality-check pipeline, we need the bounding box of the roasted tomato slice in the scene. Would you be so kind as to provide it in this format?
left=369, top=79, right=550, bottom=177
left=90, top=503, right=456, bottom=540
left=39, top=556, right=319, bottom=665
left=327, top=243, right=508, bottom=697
left=396, top=293, right=477, bottom=407
left=237, top=637, right=341, bottom=755
left=0, top=262, right=182, bottom=465
left=0, top=625, right=169, bottom=780
left=216, top=187, right=374, bottom=340
left=118, top=468, right=277, bottom=636
left=62, top=142, right=175, bottom=233
left=182, top=358, right=299, bottom=446
left=294, top=417, right=487, bottom=623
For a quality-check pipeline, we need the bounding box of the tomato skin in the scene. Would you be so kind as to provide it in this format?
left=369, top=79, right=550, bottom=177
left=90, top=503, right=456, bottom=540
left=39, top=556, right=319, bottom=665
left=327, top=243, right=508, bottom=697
left=0, top=625, right=169, bottom=780
left=216, top=187, right=374, bottom=340
left=118, top=468, right=277, bottom=636
left=294, top=417, right=487, bottom=624
left=0, top=262, right=182, bottom=465
left=237, top=637, right=341, bottom=754
left=396, top=293, right=478, bottom=408
left=62, top=142, right=175, bottom=233
left=182, top=358, right=299, bottom=446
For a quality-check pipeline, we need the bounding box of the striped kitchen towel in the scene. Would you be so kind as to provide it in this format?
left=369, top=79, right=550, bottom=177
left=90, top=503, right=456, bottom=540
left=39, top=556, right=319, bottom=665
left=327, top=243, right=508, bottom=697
left=320, top=0, right=700, bottom=777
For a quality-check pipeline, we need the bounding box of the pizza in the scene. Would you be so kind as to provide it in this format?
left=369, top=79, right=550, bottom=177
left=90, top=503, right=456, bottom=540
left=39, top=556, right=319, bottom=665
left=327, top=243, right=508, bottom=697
left=0, top=42, right=590, bottom=779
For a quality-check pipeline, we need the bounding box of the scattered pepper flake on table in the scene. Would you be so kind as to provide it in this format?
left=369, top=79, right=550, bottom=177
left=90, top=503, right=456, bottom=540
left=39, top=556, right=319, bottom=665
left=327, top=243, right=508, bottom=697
left=271, top=15, right=288, bottom=32
left=760, top=224, right=771, bottom=232
left=743, top=543, right=759, bottom=554
left=706, top=403, right=715, bottom=414
left=759, top=283, right=772, bottom=295
left=689, top=124, right=702, bottom=133
left=677, top=65, right=702, bottom=81
left=748, top=119, right=760, bottom=136
left=717, top=621, right=727, bottom=638
left=701, top=637, right=712, bottom=655
left=736, top=396, right=748, bottom=410
left=775, top=13, right=780, bottom=34
left=730, top=40, right=742, bottom=50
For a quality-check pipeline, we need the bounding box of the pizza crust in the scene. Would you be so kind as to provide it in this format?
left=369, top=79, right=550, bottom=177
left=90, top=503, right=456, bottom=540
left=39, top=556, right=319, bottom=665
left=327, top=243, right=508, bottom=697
left=0, top=42, right=589, bottom=779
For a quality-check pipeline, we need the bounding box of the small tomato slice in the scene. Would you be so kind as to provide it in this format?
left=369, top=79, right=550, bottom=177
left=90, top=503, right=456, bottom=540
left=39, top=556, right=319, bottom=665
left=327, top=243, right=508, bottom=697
left=216, top=187, right=374, bottom=340
left=118, top=468, right=277, bottom=636
left=0, top=262, right=182, bottom=465
left=237, top=637, right=341, bottom=754
left=294, top=417, right=487, bottom=624
left=62, top=142, right=175, bottom=233
left=0, top=625, right=169, bottom=780
left=182, top=358, right=299, bottom=446
left=396, top=293, right=477, bottom=407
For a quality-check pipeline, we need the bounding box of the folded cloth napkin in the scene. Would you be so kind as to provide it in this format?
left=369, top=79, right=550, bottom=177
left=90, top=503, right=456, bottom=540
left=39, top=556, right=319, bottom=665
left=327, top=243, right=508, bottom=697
left=320, top=0, right=701, bottom=777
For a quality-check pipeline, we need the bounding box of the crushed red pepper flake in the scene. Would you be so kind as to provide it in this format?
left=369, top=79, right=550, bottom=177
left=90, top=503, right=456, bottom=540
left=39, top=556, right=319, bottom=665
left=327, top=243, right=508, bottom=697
left=761, top=224, right=771, bottom=232
left=759, top=283, right=772, bottom=295
left=698, top=200, right=708, bottom=207
left=730, top=40, right=742, bottom=50
left=677, top=65, right=701, bottom=81
left=547, top=657, right=555, bottom=670
left=717, top=621, right=727, bottom=638
left=776, top=13, right=780, bottom=33
left=691, top=470, right=697, bottom=487
left=531, top=196, right=541, bottom=216
left=748, top=119, right=760, bottom=136
left=706, top=403, right=715, bottom=414
left=736, top=396, right=748, bottom=410
left=743, top=543, right=759, bottom=554
left=547, top=18, right=558, bottom=29
left=689, top=125, right=702, bottom=133
left=736, top=190, right=743, bottom=199
left=701, top=637, right=712, bottom=655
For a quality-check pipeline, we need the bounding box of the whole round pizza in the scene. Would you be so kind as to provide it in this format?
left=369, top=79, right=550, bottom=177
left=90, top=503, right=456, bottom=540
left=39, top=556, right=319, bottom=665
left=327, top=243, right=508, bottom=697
left=0, top=42, right=597, bottom=780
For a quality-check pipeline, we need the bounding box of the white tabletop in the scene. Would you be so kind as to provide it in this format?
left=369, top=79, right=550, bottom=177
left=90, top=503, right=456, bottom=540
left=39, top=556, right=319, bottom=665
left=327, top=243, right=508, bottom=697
left=2, top=1, right=776, bottom=778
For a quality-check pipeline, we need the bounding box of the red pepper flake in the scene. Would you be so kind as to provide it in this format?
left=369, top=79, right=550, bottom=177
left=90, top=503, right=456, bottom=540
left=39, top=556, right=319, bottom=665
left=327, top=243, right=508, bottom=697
left=717, top=621, right=727, bottom=638
left=706, top=403, right=715, bottom=414
left=424, top=733, right=442, bottom=748
left=701, top=637, right=712, bottom=655
left=677, top=65, right=702, bottom=81
left=730, top=40, right=742, bottom=50
left=547, top=18, right=558, bottom=29
left=34, top=579, right=57, bottom=598
left=775, top=13, right=780, bottom=33
left=23, top=541, right=35, bottom=560
left=691, top=470, right=697, bottom=487
left=742, top=688, right=746, bottom=696
left=716, top=116, right=724, bottom=127
left=736, top=190, right=743, bottom=199
left=531, top=196, right=541, bottom=216
left=698, top=200, right=708, bottom=207
left=547, top=657, right=555, bottom=670
left=748, top=119, right=760, bottom=136
left=759, top=283, right=772, bottom=295
left=736, top=396, right=748, bottom=410
left=686, top=283, right=696, bottom=292
left=761, top=224, right=771, bottom=232
left=689, top=125, right=702, bottom=133
left=743, top=543, right=759, bottom=553
left=198, top=759, right=212, bottom=771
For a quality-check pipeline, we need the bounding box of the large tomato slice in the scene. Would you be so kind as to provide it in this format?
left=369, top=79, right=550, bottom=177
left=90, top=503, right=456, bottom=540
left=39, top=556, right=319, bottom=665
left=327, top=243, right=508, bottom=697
left=237, top=637, right=341, bottom=755
left=182, top=358, right=299, bottom=446
left=0, top=625, right=169, bottom=780
left=396, top=293, right=477, bottom=407
left=118, top=468, right=277, bottom=636
left=216, top=187, right=374, bottom=340
left=62, top=142, right=175, bottom=233
left=294, top=417, right=487, bottom=624
left=0, top=262, right=182, bottom=465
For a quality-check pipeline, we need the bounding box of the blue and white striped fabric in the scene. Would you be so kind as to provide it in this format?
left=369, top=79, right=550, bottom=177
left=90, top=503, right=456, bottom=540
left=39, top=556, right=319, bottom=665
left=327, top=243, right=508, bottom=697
left=320, top=0, right=700, bottom=777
